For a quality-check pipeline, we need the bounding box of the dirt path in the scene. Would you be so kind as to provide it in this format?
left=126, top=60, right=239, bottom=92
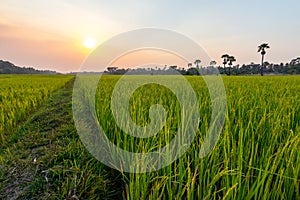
left=0, top=79, right=123, bottom=199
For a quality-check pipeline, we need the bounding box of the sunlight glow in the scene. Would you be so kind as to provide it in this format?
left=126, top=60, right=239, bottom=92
left=83, top=38, right=96, bottom=49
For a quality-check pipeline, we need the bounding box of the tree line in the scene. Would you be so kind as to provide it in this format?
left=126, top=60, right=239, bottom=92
left=0, top=60, right=57, bottom=74
left=105, top=43, right=300, bottom=75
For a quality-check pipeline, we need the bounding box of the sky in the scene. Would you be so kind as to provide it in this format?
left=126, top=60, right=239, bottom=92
left=0, top=0, right=299, bottom=73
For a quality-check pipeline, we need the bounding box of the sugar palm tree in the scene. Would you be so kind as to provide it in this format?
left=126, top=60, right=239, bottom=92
left=227, top=56, right=236, bottom=76
left=258, top=43, right=270, bottom=76
left=221, top=54, right=229, bottom=75
left=194, top=59, right=201, bottom=75
left=194, top=59, right=201, bottom=68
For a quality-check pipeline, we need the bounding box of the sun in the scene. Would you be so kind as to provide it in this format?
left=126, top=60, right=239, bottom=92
left=83, top=38, right=96, bottom=49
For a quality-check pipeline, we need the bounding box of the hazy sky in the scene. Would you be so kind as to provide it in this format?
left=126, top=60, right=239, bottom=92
left=0, top=0, right=299, bottom=72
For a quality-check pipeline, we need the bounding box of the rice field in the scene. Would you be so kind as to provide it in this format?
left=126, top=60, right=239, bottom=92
left=0, top=75, right=299, bottom=199
left=0, top=75, right=73, bottom=143
left=95, top=75, right=300, bottom=199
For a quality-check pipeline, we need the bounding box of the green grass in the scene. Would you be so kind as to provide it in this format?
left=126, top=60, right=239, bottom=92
left=0, top=75, right=299, bottom=199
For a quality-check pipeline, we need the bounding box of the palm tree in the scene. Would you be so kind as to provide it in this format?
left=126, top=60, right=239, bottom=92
left=194, top=59, right=201, bottom=68
left=221, top=54, right=229, bottom=75
left=194, top=59, right=201, bottom=75
left=227, top=56, right=236, bottom=76
left=258, top=43, right=270, bottom=76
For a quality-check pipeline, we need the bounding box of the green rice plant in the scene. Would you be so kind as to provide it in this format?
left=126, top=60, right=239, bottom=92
left=1, top=75, right=299, bottom=199
left=92, top=75, right=300, bottom=199
left=0, top=75, right=73, bottom=144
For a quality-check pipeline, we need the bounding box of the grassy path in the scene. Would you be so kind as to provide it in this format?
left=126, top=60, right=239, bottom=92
left=0, top=79, right=123, bottom=199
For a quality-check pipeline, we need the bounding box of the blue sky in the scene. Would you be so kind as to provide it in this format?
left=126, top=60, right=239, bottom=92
left=0, top=0, right=299, bottom=72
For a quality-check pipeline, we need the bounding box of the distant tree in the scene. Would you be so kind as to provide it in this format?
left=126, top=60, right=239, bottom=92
left=221, top=54, right=229, bottom=75
left=188, top=63, right=193, bottom=68
left=290, top=57, right=300, bottom=66
left=227, top=56, right=236, bottom=76
left=194, top=59, right=201, bottom=68
left=234, top=64, right=240, bottom=75
left=210, top=60, right=217, bottom=66
left=107, top=67, right=118, bottom=73
left=194, top=59, right=201, bottom=75
left=258, top=43, right=270, bottom=76
left=0, top=60, right=57, bottom=74
left=169, top=65, right=177, bottom=70
left=163, top=65, right=167, bottom=71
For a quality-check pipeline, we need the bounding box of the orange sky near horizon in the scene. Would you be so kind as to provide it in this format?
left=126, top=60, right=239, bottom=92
left=110, top=49, right=188, bottom=69
left=0, top=1, right=299, bottom=73
left=0, top=19, right=190, bottom=72
left=0, top=20, right=89, bottom=73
